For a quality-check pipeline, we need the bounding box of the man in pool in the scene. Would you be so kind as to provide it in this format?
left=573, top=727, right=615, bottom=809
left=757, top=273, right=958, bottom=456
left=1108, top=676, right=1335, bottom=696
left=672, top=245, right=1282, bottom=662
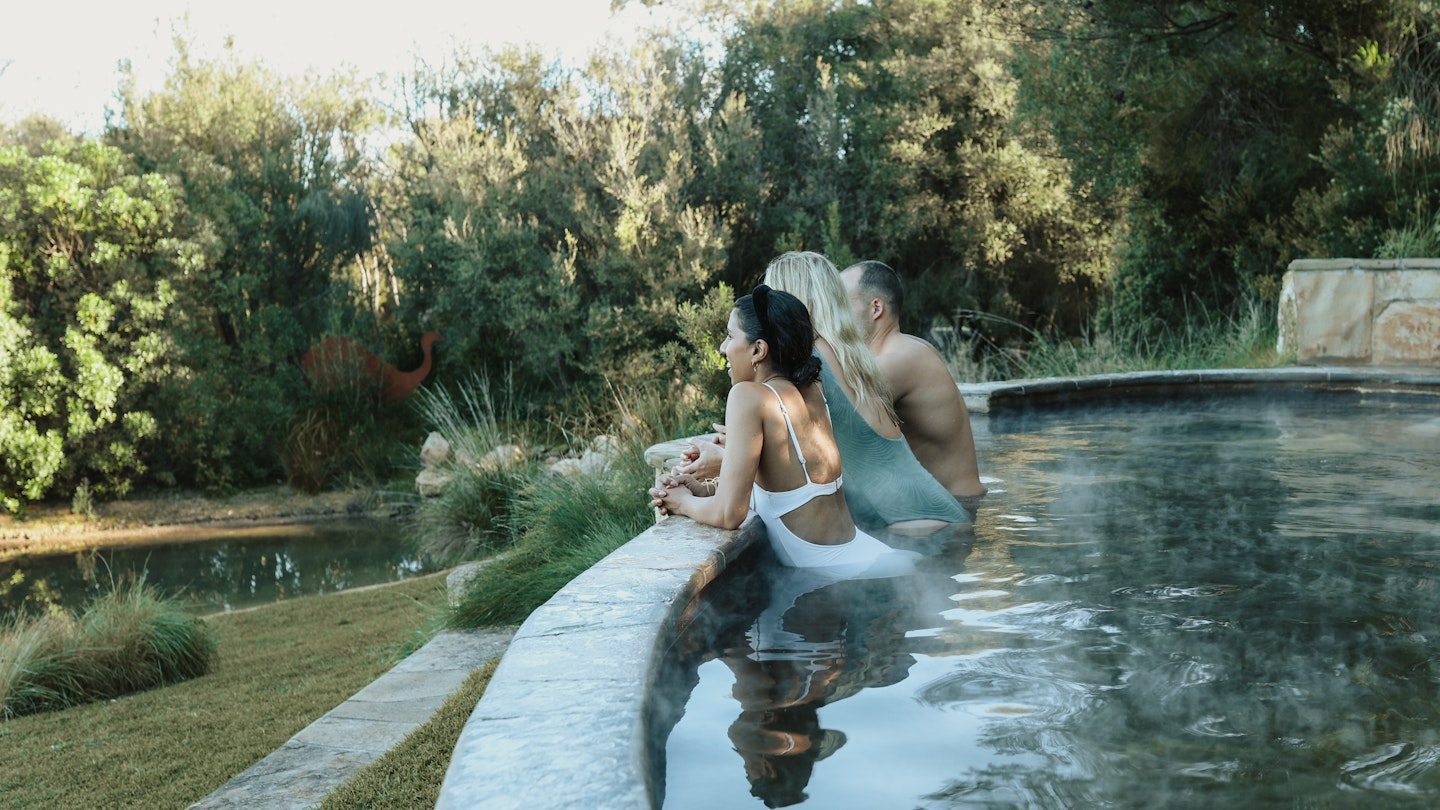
left=840, top=260, right=987, bottom=514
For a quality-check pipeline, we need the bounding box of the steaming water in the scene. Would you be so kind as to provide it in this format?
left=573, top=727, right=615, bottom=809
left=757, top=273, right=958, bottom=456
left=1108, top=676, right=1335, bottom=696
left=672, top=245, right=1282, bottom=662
left=1, top=517, right=432, bottom=616
left=661, top=392, right=1440, bottom=808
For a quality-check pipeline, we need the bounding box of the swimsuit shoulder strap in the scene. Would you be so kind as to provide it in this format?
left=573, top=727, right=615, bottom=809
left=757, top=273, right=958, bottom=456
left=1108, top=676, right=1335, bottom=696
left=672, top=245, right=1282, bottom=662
left=761, top=381, right=814, bottom=482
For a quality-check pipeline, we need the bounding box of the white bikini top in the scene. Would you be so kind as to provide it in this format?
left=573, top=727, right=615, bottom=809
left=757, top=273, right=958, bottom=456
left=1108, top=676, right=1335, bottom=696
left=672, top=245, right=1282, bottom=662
left=750, top=382, right=841, bottom=520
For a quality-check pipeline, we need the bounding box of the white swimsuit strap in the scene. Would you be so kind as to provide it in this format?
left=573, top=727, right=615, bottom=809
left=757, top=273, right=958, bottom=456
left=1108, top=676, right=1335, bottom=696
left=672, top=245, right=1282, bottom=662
left=761, top=382, right=815, bottom=484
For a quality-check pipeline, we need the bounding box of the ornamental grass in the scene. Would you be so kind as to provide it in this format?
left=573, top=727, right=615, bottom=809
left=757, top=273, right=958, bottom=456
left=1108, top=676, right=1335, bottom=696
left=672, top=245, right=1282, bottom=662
left=0, top=574, right=444, bottom=810
left=0, top=582, right=215, bottom=719
left=445, top=380, right=709, bottom=628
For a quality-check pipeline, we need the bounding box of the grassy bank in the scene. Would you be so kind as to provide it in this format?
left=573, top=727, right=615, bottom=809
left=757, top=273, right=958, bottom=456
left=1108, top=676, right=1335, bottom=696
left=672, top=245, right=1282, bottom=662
left=0, top=573, right=447, bottom=810
left=944, top=300, right=1284, bottom=382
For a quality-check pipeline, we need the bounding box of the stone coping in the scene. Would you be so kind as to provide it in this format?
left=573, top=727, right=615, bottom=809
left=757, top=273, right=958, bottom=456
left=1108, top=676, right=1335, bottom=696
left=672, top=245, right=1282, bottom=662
left=438, top=365, right=1439, bottom=809
left=959, top=365, right=1440, bottom=413
left=189, top=626, right=516, bottom=810
left=436, top=515, right=760, bottom=810
left=1287, top=258, right=1440, bottom=271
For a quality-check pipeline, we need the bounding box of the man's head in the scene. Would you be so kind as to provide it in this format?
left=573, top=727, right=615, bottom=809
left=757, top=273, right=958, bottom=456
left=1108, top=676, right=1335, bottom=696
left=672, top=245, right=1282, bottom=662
left=840, top=260, right=904, bottom=338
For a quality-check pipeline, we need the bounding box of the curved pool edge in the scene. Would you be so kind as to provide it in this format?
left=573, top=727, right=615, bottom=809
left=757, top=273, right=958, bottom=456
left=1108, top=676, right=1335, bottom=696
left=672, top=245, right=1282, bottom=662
left=437, top=365, right=1440, bottom=809
left=436, top=513, right=761, bottom=810
left=962, top=365, right=1440, bottom=413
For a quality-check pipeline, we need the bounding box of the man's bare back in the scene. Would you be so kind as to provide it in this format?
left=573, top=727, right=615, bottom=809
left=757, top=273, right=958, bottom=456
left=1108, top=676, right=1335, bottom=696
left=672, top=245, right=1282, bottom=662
left=841, top=262, right=987, bottom=504
left=871, top=331, right=987, bottom=500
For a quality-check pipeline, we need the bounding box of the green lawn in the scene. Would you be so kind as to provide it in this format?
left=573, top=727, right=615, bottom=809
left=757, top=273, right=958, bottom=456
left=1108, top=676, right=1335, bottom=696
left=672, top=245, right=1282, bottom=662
left=0, top=573, right=450, bottom=810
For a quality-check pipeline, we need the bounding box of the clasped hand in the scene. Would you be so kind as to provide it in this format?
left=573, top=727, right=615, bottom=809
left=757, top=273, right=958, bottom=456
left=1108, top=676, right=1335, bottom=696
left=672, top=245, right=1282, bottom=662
left=674, top=425, right=725, bottom=479
left=649, top=471, right=708, bottom=516
left=647, top=425, right=725, bottom=516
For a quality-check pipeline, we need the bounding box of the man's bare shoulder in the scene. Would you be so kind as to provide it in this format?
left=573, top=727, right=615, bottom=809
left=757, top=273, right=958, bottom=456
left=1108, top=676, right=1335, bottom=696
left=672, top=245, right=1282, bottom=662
left=880, top=333, right=952, bottom=376
left=873, top=333, right=955, bottom=401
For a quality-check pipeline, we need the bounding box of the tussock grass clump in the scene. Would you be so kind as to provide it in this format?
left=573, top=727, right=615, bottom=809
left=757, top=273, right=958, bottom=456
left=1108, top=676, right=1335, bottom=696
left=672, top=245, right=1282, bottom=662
left=0, top=574, right=445, bottom=810
left=0, top=583, right=215, bottom=719
left=447, top=468, right=654, bottom=628
left=412, top=372, right=539, bottom=562
left=446, top=381, right=703, bottom=629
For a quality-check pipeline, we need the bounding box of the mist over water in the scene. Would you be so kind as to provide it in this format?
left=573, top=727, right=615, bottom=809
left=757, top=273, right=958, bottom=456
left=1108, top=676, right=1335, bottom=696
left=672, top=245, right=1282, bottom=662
left=661, top=392, right=1440, bottom=808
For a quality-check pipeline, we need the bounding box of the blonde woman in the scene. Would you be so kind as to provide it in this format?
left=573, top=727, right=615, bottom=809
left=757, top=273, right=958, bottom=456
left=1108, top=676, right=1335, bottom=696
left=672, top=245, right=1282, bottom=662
left=681, top=252, right=969, bottom=532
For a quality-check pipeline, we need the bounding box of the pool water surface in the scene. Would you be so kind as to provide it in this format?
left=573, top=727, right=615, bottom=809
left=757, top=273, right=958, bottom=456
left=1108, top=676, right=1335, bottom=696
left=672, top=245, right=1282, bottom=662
left=661, top=392, right=1440, bottom=808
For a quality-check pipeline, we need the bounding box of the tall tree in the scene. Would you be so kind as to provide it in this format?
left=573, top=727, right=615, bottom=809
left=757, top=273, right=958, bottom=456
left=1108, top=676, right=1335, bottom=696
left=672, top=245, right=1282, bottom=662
left=109, top=42, right=381, bottom=489
left=0, top=135, right=198, bottom=511
left=383, top=42, right=730, bottom=396
left=1009, top=0, right=1433, bottom=335
left=713, top=0, right=1110, bottom=336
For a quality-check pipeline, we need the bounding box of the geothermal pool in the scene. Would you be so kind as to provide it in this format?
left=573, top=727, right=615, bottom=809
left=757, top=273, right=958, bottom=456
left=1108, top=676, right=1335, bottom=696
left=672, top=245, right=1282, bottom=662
left=661, top=390, right=1440, bottom=808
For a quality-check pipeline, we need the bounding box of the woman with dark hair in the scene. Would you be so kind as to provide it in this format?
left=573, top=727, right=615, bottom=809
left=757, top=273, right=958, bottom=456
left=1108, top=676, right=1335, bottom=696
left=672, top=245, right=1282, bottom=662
left=649, top=285, right=912, bottom=575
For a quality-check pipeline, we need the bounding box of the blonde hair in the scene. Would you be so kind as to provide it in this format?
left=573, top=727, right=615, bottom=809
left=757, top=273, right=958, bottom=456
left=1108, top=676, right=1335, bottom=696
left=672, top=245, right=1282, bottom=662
left=763, top=251, right=899, bottom=427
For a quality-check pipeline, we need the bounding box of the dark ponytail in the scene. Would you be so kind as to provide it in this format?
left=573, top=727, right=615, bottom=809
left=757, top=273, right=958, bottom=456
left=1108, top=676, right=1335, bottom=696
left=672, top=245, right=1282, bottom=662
left=735, top=285, right=821, bottom=387
left=789, top=355, right=822, bottom=387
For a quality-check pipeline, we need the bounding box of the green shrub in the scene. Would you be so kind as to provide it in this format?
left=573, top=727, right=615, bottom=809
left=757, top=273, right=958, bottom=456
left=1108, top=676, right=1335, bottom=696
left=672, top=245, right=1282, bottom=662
left=661, top=281, right=736, bottom=412
left=0, top=582, right=216, bottom=719
left=445, top=381, right=697, bottom=629
left=0, top=142, right=189, bottom=512
left=446, top=466, right=653, bottom=628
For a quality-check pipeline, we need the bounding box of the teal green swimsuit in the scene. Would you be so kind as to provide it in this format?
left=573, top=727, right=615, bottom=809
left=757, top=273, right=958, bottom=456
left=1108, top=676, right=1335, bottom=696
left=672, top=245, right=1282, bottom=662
left=818, top=359, right=969, bottom=529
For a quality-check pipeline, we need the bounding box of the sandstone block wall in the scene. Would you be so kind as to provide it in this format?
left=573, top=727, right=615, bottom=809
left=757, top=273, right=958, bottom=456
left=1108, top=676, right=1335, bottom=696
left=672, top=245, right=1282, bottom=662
left=1278, top=258, right=1440, bottom=366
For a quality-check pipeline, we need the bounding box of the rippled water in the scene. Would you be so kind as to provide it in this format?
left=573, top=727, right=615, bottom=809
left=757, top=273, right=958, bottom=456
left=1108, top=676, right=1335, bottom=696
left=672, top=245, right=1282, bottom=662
left=661, top=392, right=1440, bottom=809
left=1, top=518, right=433, bottom=616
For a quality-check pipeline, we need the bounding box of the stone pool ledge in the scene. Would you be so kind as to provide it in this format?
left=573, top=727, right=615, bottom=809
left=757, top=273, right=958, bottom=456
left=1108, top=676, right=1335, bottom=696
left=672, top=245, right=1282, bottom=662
left=436, top=513, right=759, bottom=810
left=960, top=365, right=1440, bottom=413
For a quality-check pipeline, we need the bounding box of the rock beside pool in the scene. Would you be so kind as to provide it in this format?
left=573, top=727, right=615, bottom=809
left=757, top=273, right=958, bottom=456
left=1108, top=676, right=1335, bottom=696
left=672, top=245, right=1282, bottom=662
left=547, top=435, right=616, bottom=477
left=416, top=432, right=453, bottom=496
left=417, top=434, right=617, bottom=493
left=420, top=432, right=450, bottom=466
left=415, top=467, right=452, bottom=497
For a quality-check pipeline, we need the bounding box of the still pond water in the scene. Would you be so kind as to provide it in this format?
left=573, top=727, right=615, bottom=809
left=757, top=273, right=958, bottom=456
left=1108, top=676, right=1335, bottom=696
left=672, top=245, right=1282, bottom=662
left=1, top=518, right=434, bottom=617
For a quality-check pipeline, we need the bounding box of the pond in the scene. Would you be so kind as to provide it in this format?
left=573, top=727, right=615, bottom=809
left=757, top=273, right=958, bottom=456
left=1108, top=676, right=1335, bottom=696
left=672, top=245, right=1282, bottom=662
left=661, top=390, right=1440, bottom=808
left=0, top=517, right=436, bottom=617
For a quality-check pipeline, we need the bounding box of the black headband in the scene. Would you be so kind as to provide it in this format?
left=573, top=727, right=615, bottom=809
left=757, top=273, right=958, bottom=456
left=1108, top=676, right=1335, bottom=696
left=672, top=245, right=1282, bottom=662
left=752, top=284, right=773, bottom=342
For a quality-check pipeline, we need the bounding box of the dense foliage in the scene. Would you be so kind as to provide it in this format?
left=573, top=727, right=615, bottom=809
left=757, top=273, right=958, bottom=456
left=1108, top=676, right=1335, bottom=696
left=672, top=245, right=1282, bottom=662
left=1008, top=0, right=1440, bottom=336
left=1, top=0, right=1435, bottom=511
left=0, top=137, right=193, bottom=511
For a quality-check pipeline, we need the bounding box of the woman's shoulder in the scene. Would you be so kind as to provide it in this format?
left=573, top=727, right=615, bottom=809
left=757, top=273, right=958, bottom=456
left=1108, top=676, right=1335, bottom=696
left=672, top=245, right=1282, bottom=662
left=726, top=380, right=778, bottom=408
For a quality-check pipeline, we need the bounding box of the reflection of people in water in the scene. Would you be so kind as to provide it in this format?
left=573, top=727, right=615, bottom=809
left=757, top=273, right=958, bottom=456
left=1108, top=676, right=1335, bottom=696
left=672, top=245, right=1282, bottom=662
left=717, top=566, right=918, bottom=807
left=727, top=704, right=843, bottom=807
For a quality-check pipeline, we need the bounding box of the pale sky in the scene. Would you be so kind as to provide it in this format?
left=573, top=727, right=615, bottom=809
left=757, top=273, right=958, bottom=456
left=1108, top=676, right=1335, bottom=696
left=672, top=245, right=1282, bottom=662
left=0, top=0, right=678, bottom=134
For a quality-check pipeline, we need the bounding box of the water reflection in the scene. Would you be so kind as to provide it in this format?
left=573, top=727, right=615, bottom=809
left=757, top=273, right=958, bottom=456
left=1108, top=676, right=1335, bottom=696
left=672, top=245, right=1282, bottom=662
left=664, top=393, right=1440, bottom=808
left=1, top=518, right=432, bottom=616
left=732, top=567, right=942, bottom=806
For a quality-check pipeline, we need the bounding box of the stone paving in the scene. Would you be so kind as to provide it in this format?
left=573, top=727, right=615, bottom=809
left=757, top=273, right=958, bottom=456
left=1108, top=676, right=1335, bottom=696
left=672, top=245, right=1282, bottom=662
left=187, top=624, right=515, bottom=810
